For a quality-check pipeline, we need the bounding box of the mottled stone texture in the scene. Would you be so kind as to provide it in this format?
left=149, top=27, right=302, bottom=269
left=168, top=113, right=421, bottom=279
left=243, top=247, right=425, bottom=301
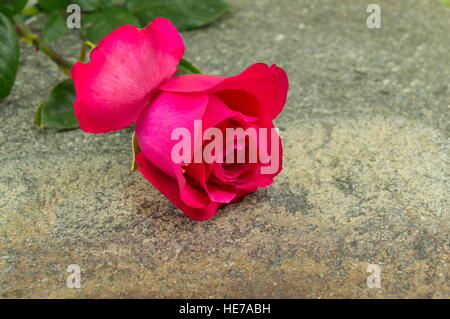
left=0, top=0, right=449, bottom=298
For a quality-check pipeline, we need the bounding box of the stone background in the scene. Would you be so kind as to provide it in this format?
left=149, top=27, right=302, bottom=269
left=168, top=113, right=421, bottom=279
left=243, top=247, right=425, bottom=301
left=0, top=0, right=449, bottom=298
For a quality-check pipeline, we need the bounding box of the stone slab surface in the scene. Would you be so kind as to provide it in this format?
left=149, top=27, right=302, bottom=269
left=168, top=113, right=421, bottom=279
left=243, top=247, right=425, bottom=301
left=0, top=0, right=449, bottom=298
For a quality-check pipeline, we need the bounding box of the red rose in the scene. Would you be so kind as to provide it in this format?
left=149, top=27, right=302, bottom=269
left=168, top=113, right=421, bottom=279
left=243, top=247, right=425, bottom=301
left=135, top=64, right=288, bottom=220
left=72, top=18, right=289, bottom=220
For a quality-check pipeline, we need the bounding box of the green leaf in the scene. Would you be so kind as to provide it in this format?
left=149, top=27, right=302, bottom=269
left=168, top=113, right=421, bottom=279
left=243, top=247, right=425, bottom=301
left=42, top=12, right=67, bottom=42
left=72, top=0, right=116, bottom=12
left=176, top=58, right=201, bottom=75
left=0, top=13, right=20, bottom=100
left=131, top=132, right=140, bottom=172
left=34, top=103, right=43, bottom=126
left=35, top=79, right=79, bottom=129
left=39, top=0, right=117, bottom=13
left=0, top=0, right=27, bottom=17
left=81, top=6, right=141, bottom=43
left=37, top=0, right=67, bottom=12
left=22, top=7, right=40, bottom=16
left=441, top=0, right=450, bottom=6
left=126, top=0, right=231, bottom=30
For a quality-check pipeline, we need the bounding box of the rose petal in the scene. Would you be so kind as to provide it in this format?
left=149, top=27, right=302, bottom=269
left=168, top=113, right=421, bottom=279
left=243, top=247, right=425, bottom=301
left=136, top=153, right=220, bottom=220
left=72, top=18, right=185, bottom=133
left=135, top=91, right=212, bottom=209
left=179, top=178, right=210, bottom=208
left=213, top=63, right=288, bottom=120
left=159, top=73, right=225, bottom=93
left=202, top=95, right=240, bottom=130
left=135, top=91, right=208, bottom=178
left=206, top=182, right=238, bottom=203
left=160, top=63, right=289, bottom=122
left=184, top=162, right=238, bottom=204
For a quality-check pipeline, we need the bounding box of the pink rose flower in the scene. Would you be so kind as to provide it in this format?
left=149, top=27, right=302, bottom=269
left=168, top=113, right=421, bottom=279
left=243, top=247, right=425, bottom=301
left=72, top=18, right=289, bottom=220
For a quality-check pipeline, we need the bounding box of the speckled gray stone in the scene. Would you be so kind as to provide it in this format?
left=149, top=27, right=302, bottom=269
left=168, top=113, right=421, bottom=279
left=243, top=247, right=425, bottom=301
left=0, top=0, right=449, bottom=298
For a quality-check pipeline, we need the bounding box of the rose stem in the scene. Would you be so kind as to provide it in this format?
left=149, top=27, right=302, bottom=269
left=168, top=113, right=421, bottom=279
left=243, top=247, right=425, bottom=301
left=13, top=16, right=73, bottom=75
